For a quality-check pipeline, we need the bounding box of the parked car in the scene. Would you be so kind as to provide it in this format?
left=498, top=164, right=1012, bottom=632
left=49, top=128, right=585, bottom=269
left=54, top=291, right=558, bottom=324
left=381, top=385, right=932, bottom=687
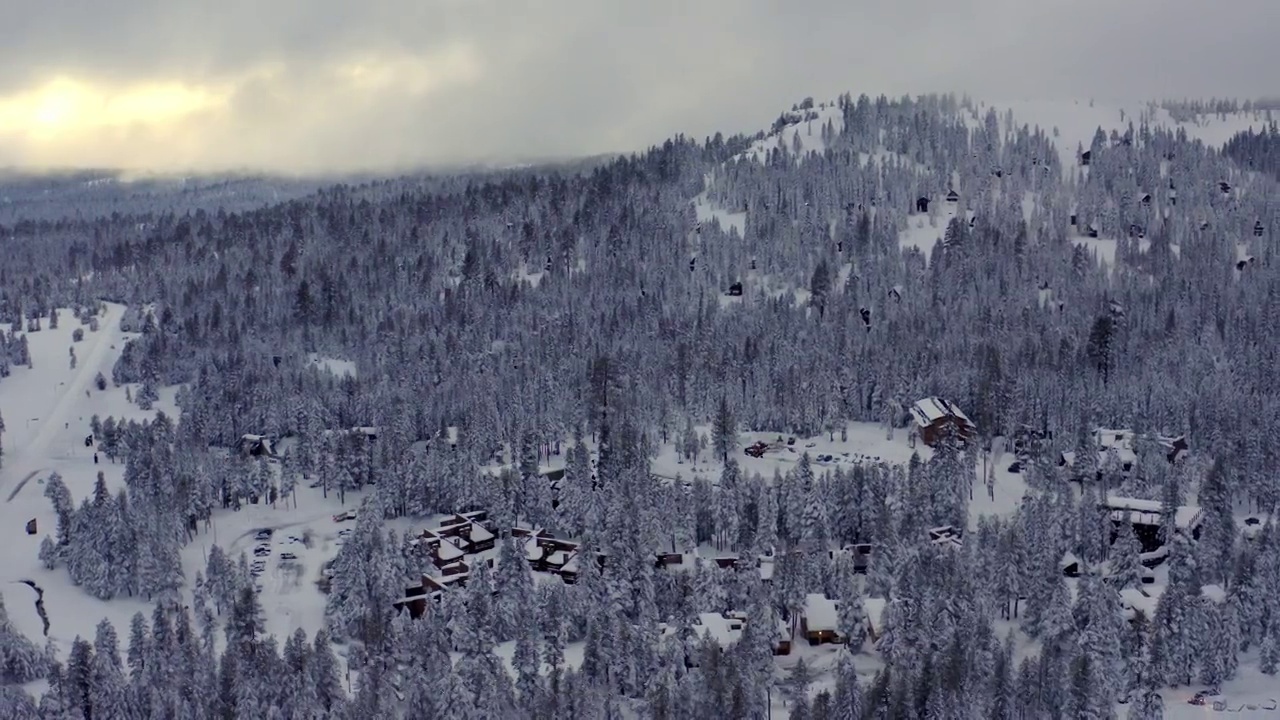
left=280, top=552, right=298, bottom=561
left=332, top=510, right=357, bottom=522
left=254, top=529, right=273, bottom=541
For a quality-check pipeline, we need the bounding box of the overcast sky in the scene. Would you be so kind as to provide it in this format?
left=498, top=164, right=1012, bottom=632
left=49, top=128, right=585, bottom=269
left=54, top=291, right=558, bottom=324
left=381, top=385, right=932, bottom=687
left=0, top=0, right=1276, bottom=173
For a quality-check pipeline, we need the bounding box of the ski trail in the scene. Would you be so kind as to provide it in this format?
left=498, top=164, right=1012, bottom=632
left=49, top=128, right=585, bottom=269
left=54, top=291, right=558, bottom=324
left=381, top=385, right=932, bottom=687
left=0, top=305, right=123, bottom=494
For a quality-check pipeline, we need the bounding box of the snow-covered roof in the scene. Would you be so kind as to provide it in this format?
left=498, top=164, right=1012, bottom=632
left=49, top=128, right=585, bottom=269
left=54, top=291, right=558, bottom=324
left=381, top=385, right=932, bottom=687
left=469, top=524, right=495, bottom=543
left=804, top=593, right=839, bottom=632
left=524, top=537, right=542, bottom=561
left=1201, top=584, right=1227, bottom=604
left=437, top=540, right=465, bottom=561
left=1104, top=495, right=1202, bottom=530
left=1095, top=428, right=1133, bottom=450
left=909, top=397, right=973, bottom=429
left=693, top=613, right=745, bottom=647
left=1120, top=587, right=1160, bottom=620
left=561, top=552, right=581, bottom=574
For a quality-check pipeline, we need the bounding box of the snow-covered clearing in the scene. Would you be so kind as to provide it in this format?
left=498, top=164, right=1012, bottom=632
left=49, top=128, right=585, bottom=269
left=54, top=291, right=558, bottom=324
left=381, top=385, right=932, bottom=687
left=653, top=420, right=1026, bottom=528
left=1072, top=233, right=1182, bottom=274
left=306, top=353, right=357, bottom=378
left=898, top=201, right=967, bottom=261
left=692, top=189, right=746, bottom=238
left=513, top=263, right=546, bottom=288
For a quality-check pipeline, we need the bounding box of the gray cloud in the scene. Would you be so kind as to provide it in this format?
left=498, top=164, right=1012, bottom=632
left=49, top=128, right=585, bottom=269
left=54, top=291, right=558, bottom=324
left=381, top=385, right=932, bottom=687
left=0, top=0, right=1276, bottom=172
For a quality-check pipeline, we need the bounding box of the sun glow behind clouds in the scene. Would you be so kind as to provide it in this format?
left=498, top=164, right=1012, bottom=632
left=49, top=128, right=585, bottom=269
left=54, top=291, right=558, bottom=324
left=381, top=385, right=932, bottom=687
left=0, top=77, right=230, bottom=141
left=0, top=46, right=483, bottom=170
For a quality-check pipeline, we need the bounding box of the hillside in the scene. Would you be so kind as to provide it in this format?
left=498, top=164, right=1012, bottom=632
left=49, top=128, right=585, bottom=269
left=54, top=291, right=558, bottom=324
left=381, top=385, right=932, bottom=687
left=1, top=93, right=1278, bottom=718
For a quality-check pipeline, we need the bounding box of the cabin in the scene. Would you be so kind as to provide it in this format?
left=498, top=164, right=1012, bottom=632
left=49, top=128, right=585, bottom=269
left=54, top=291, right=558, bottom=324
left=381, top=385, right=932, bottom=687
left=800, top=593, right=842, bottom=645
left=393, top=576, right=440, bottom=619
left=350, top=426, right=379, bottom=441
left=828, top=543, right=873, bottom=574
left=25, top=518, right=36, bottom=535
left=1219, top=181, right=1232, bottom=195
left=727, top=282, right=743, bottom=297
left=888, top=285, right=902, bottom=303
left=1012, top=425, right=1053, bottom=457
left=1060, top=551, right=1081, bottom=577
left=1069, top=213, right=1077, bottom=226
left=945, top=189, right=959, bottom=203
left=1138, top=193, right=1152, bottom=205
left=1237, top=256, right=1256, bottom=271
left=1058, top=428, right=1186, bottom=481
left=916, top=197, right=930, bottom=213
left=1104, top=495, right=1203, bottom=561
left=1121, top=584, right=1224, bottom=624
left=909, top=397, right=976, bottom=448
left=1129, top=224, right=1145, bottom=239
left=928, top=525, right=963, bottom=550
left=238, top=434, right=276, bottom=458
left=1080, top=151, right=1092, bottom=166
left=1255, top=221, right=1265, bottom=237
left=1085, top=224, right=1099, bottom=238
left=859, top=307, right=871, bottom=331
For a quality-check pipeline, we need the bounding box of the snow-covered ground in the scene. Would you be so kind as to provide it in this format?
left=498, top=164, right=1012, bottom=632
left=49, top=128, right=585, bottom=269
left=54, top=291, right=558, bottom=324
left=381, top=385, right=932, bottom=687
left=898, top=200, right=974, bottom=263
left=736, top=103, right=844, bottom=164
left=975, top=99, right=1268, bottom=178
left=0, top=304, right=180, bottom=651
left=306, top=353, right=357, bottom=378
left=0, top=306, right=366, bottom=674
left=692, top=189, right=746, bottom=238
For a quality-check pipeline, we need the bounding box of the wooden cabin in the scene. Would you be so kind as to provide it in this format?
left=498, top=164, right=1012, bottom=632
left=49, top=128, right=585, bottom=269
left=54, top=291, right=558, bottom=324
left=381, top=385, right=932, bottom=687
left=945, top=189, right=959, bottom=203
left=916, top=197, right=930, bottom=213
left=928, top=525, right=963, bottom=550
left=1104, top=495, right=1203, bottom=562
left=909, top=397, right=976, bottom=448
left=800, top=594, right=842, bottom=645
left=238, top=434, right=276, bottom=458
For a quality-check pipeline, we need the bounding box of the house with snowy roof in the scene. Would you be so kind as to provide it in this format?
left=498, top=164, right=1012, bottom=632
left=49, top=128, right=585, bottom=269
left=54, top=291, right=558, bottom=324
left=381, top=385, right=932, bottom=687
left=1103, top=494, right=1203, bottom=563
left=1059, top=428, right=1188, bottom=481
left=238, top=434, right=276, bottom=458
left=909, top=397, right=976, bottom=447
left=800, top=593, right=842, bottom=645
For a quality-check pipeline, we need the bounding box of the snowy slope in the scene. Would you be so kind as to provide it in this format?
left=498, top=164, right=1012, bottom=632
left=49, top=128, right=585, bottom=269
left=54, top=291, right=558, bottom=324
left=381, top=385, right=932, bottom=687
left=0, top=305, right=181, bottom=658
left=736, top=103, right=844, bottom=164
left=976, top=99, right=1267, bottom=178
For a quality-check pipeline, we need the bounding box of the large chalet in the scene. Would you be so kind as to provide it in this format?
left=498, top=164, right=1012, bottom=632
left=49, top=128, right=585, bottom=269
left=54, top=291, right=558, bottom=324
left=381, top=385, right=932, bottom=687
left=909, top=397, right=976, bottom=447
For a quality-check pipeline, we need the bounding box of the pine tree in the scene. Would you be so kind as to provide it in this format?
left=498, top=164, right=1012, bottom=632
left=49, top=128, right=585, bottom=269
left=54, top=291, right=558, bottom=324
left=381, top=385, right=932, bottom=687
left=713, top=396, right=738, bottom=463
left=0, top=593, right=44, bottom=683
